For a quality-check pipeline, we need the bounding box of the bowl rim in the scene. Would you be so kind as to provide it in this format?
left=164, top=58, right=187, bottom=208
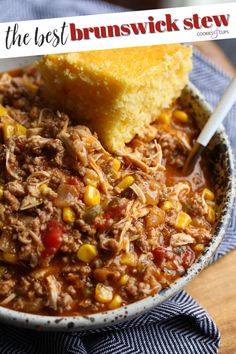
left=0, top=81, right=234, bottom=331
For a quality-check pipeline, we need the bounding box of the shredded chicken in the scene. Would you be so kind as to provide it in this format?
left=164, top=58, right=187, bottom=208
left=170, top=233, right=195, bottom=247
left=89, top=156, right=112, bottom=195
left=20, top=195, right=42, bottom=210
left=167, top=182, right=190, bottom=201
left=0, top=68, right=216, bottom=317
left=5, top=149, right=21, bottom=180
left=130, top=183, right=146, bottom=203
left=46, top=275, right=61, bottom=311
left=0, top=293, right=16, bottom=305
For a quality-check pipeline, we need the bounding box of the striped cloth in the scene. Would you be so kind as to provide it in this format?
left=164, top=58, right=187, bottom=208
left=0, top=1, right=236, bottom=353
left=190, top=53, right=236, bottom=264
left=0, top=0, right=126, bottom=22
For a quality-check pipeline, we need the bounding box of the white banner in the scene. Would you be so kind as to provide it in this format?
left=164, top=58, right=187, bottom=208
left=0, top=2, right=235, bottom=59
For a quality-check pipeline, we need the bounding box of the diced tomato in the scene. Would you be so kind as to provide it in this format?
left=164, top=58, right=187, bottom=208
left=41, top=220, right=64, bottom=258
left=94, top=212, right=112, bottom=231
left=67, top=177, right=81, bottom=186
left=15, top=137, right=26, bottom=150
left=93, top=199, right=127, bottom=232
left=153, top=247, right=168, bottom=265
left=106, top=199, right=127, bottom=220
left=181, top=247, right=195, bottom=270
left=41, top=247, right=56, bottom=258
left=66, top=177, right=83, bottom=195
left=104, top=212, right=115, bottom=227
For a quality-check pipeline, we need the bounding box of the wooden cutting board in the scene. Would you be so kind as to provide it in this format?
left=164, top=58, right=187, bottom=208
left=185, top=248, right=236, bottom=354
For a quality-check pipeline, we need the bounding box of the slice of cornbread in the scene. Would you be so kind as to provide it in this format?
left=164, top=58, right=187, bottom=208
left=39, top=45, right=192, bottom=152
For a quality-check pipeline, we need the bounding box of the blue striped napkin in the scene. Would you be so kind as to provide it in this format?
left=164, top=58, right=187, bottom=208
left=0, top=1, right=235, bottom=353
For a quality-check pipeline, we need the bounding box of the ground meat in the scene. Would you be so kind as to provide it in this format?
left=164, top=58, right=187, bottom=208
left=3, top=190, right=20, bottom=211
left=60, top=230, right=82, bottom=253
left=156, top=129, right=190, bottom=167
left=146, top=228, right=162, bottom=249
left=14, top=297, right=44, bottom=313
left=26, top=136, right=65, bottom=167
left=126, top=277, right=139, bottom=297
left=62, top=264, right=91, bottom=276
left=75, top=219, right=97, bottom=237
left=93, top=267, right=121, bottom=282
left=99, top=235, right=120, bottom=254
left=0, top=279, right=15, bottom=296
left=186, top=193, right=208, bottom=216
left=18, top=244, right=39, bottom=267
left=0, top=69, right=215, bottom=317
left=6, top=181, right=25, bottom=197
left=186, top=225, right=212, bottom=243
left=135, top=236, right=149, bottom=253
left=57, top=293, right=73, bottom=312
left=17, top=277, right=31, bottom=295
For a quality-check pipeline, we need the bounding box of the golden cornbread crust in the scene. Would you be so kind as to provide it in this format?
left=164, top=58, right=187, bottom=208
left=39, top=44, right=192, bottom=152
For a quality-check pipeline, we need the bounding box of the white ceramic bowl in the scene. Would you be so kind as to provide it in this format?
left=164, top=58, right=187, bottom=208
left=0, top=57, right=234, bottom=331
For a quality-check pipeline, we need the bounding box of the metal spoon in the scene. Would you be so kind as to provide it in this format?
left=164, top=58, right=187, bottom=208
left=183, top=76, right=236, bottom=175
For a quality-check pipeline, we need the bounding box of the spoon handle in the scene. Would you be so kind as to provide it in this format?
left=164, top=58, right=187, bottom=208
left=197, top=76, right=236, bottom=147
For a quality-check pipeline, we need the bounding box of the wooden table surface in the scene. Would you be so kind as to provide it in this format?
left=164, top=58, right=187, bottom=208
left=185, top=248, right=236, bottom=354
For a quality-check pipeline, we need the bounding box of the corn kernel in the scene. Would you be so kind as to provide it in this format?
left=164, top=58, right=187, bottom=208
left=3, top=253, right=17, bottom=263
left=2, top=124, right=15, bottom=142
left=203, top=188, right=215, bottom=201
left=207, top=206, right=216, bottom=223
left=25, top=82, right=38, bottom=94
left=15, top=123, right=27, bottom=136
left=84, top=185, right=101, bottom=206
left=83, top=169, right=99, bottom=187
left=39, top=183, right=48, bottom=194
left=194, top=244, right=205, bottom=252
left=0, top=266, right=5, bottom=275
left=173, top=110, right=189, bottom=123
left=63, top=207, right=76, bottom=223
left=117, top=176, right=134, bottom=191
left=2, top=123, right=27, bottom=143
left=0, top=104, right=8, bottom=116
left=120, top=252, right=136, bottom=266
left=0, top=186, right=3, bottom=200
left=112, top=158, right=121, bottom=173
left=155, top=268, right=161, bottom=277
left=95, top=283, right=113, bottom=303
left=160, top=200, right=173, bottom=211
left=159, top=112, right=171, bottom=125
left=137, top=262, right=145, bottom=273
left=77, top=244, right=98, bottom=263
left=175, top=211, right=192, bottom=229
left=185, top=135, right=190, bottom=144
left=119, top=274, right=129, bottom=286
left=145, top=190, right=159, bottom=206
left=108, top=294, right=122, bottom=310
